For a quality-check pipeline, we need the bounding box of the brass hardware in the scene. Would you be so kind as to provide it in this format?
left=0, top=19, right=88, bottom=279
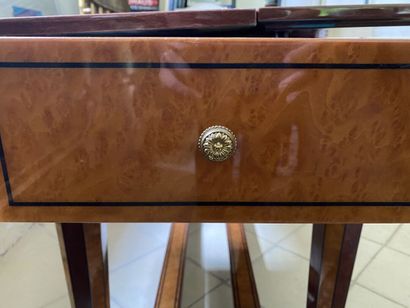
left=198, top=126, right=237, bottom=162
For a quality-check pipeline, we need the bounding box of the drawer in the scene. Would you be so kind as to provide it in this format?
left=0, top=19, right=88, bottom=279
left=1, top=37, right=410, bottom=205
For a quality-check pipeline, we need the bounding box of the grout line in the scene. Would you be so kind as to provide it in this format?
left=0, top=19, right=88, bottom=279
left=361, top=224, right=401, bottom=245
left=361, top=235, right=389, bottom=246
left=216, top=273, right=232, bottom=287
left=355, top=282, right=408, bottom=308
left=244, top=229, right=277, bottom=262
left=221, top=278, right=231, bottom=287
left=276, top=245, right=310, bottom=261
left=183, top=224, right=233, bottom=306
left=151, top=224, right=173, bottom=243
left=185, top=223, right=232, bottom=282
left=185, top=282, right=226, bottom=308
left=277, top=224, right=307, bottom=245
left=188, top=223, right=226, bottom=236
left=359, top=228, right=410, bottom=260
left=185, top=256, right=229, bottom=283
left=108, top=223, right=172, bottom=245
left=351, top=242, right=383, bottom=285
left=38, top=223, right=58, bottom=239
left=110, top=296, right=124, bottom=308
left=144, top=223, right=173, bottom=244
left=37, top=294, right=67, bottom=308
left=353, top=224, right=402, bottom=284
left=109, top=243, right=166, bottom=273
left=250, top=224, right=309, bottom=264
left=251, top=243, right=279, bottom=264
left=0, top=223, right=35, bottom=257
left=350, top=238, right=384, bottom=285
left=383, top=244, right=410, bottom=259
left=246, top=223, right=306, bottom=245
left=385, top=224, right=403, bottom=246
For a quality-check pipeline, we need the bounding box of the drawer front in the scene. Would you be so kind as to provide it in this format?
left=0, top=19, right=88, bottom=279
left=1, top=38, right=410, bottom=205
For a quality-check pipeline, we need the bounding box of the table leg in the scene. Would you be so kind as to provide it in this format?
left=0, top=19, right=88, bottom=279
left=57, top=223, right=109, bottom=308
left=307, top=224, right=362, bottom=308
left=227, top=223, right=260, bottom=308
left=155, top=223, right=189, bottom=308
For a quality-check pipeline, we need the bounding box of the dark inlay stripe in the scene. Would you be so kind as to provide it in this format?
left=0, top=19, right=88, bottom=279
left=0, top=62, right=410, bottom=69
left=0, top=134, right=12, bottom=203
left=8, top=201, right=410, bottom=206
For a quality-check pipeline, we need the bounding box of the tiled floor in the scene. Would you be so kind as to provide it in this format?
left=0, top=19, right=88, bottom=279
left=0, top=223, right=409, bottom=307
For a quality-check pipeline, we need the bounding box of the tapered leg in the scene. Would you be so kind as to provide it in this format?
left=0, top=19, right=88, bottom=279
left=307, top=224, right=362, bottom=308
left=155, top=223, right=189, bottom=308
left=57, top=223, right=110, bottom=308
left=227, top=223, right=260, bottom=308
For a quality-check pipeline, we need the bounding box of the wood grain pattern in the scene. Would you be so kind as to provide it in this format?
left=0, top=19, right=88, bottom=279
left=155, top=223, right=188, bottom=308
left=1, top=38, right=410, bottom=222
left=1, top=38, right=410, bottom=203
left=308, top=224, right=362, bottom=308
left=227, top=223, right=260, bottom=308
left=332, top=224, right=362, bottom=308
left=83, top=223, right=110, bottom=308
left=57, top=223, right=110, bottom=308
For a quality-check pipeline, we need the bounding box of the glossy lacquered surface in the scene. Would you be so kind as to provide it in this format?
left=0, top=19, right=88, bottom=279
left=260, top=4, right=410, bottom=30
left=1, top=37, right=410, bottom=204
left=2, top=5, right=410, bottom=37
left=0, top=10, right=256, bottom=36
left=1, top=37, right=410, bottom=222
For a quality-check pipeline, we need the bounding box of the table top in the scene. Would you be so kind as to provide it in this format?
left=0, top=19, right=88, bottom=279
left=0, top=4, right=409, bottom=36
left=0, top=9, right=257, bottom=36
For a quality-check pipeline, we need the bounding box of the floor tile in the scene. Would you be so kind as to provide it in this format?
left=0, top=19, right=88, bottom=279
left=0, top=224, right=68, bottom=308
left=388, top=224, right=410, bottom=256
left=245, top=224, right=301, bottom=244
left=357, top=247, right=410, bottom=306
left=110, top=297, right=123, bottom=308
left=252, top=247, right=309, bottom=308
left=108, top=223, right=169, bottom=270
left=245, top=229, right=275, bottom=261
left=2, top=221, right=410, bottom=308
left=110, top=246, right=166, bottom=308
left=346, top=284, right=404, bottom=308
left=40, top=295, right=71, bottom=308
left=278, top=224, right=312, bottom=259
left=351, top=238, right=381, bottom=281
left=126, top=223, right=171, bottom=243
left=38, top=223, right=58, bottom=239
left=189, top=284, right=233, bottom=308
left=186, top=223, right=231, bottom=281
left=181, top=260, right=222, bottom=308
left=0, top=223, right=33, bottom=255
left=361, top=224, right=400, bottom=244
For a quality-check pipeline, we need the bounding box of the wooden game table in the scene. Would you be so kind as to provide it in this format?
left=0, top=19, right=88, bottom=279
left=1, top=4, right=410, bottom=308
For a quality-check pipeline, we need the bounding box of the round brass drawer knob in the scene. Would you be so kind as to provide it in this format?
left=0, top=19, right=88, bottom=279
left=198, top=125, right=237, bottom=162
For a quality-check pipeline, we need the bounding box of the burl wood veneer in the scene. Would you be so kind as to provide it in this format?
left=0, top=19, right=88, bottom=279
left=1, top=37, right=410, bottom=222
